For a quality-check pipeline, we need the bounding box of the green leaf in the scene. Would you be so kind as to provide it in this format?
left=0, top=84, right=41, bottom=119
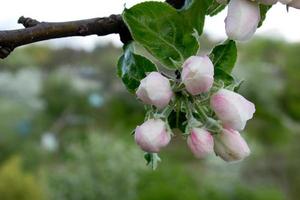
left=210, top=40, right=237, bottom=74
left=123, top=2, right=199, bottom=69
left=214, top=68, right=235, bottom=86
left=181, top=0, right=212, bottom=35
left=258, top=4, right=272, bottom=27
left=117, top=43, right=157, bottom=93
left=206, top=0, right=226, bottom=16
left=210, top=40, right=237, bottom=86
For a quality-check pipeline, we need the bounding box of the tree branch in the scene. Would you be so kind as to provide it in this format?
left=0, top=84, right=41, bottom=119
left=0, top=15, right=130, bottom=59
left=0, top=0, right=185, bottom=59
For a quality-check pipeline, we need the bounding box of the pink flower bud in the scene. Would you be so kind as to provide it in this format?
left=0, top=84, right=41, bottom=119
left=210, top=89, right=255, bottom=131
left=288, top=0, right=300, bottom=8
left=182, top=56, right=214, bottom=95
left=187, top=128, right=214, bottom=159
left=136, top=72, right=173, bottom=109
left=258, top=0, right=278, bottom=5
left=225, top=0, right=260, bottom=41
left=214, top=128, right=250, bottom=162
left=135, top=119, right=171, bottom=153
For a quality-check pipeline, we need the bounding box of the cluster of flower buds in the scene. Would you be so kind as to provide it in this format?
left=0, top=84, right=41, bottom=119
left=134, top=55, right=255, bottom=163
left=218, top=0, right=300, bottom=41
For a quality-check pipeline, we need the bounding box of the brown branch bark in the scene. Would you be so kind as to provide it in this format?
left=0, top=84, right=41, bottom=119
left=0, top=0, right=185, bottom=59
left=0, top=15, right=130, bottom=59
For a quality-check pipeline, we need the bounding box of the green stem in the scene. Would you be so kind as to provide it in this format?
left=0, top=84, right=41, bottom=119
left=205, top=117, right=223, bottom=134
left=144, top=105, right=154, bottom=120
left=160, top=105, right=174, bottom=119
left=183, top=97, right=193, bottom=120
left=197, top=105, right=208, bottom=119
left=176, top=100, right=181, bottom=128
left=193, top=99, right=209, bottom=121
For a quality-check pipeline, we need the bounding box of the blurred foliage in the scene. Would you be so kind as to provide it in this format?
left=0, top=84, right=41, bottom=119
left=237, top=38, right=300, bottom=121
left=199, top=185, right=285, bottom=200
left=0, top=156, right=46, bottom=200
left=0, top=37, right=299, bottom=200
left=46, top=133, right=144, bottom=200
left=137, top=165, right=200, bottom=200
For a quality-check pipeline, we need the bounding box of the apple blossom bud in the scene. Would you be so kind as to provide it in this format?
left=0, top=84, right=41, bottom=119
left=187, top=128, right=214, bottom=159
left=225, top=0, right=260, bottom=41
left=135, top=119, right=171, bottom=153
left=182, top=56, right=214, bottom=95
left=136, top=72, right=173, bottom=109
left=288, top=0, right=300, bottom=8
left=210, top=89, right=255, bottom=131
left=258, top=0, right=278, bottom=5
left=214, top=128, right=250, bottom=162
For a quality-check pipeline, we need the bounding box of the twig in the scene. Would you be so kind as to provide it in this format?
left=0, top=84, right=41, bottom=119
left=0, top=0, right=185, bottom=59
left=0, top=15, right=130, bottom=59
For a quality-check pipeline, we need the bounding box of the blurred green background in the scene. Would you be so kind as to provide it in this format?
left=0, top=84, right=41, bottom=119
left=0, top=35, right=299, bottom=200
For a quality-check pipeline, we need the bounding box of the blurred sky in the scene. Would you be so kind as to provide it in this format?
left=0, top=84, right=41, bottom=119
left=1, top=0, right=300, bottom=49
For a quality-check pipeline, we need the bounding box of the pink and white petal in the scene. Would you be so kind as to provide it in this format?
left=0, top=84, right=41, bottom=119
left=226, top=0, right=260, bottom=41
